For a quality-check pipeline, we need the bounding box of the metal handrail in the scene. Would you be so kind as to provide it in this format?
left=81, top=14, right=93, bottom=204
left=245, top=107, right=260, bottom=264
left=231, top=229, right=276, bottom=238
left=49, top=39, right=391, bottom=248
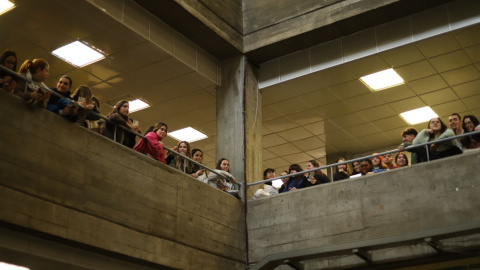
left=0, top=65, right=237, bottom=185
left=248, top=129, right=480, bottom=187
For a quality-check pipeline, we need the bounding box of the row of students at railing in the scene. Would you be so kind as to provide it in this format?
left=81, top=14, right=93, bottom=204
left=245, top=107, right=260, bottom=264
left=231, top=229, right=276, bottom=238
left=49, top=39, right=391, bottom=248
left=253, top=115, right=480, bottom=198
left=1, top=49, right=240, bottom=198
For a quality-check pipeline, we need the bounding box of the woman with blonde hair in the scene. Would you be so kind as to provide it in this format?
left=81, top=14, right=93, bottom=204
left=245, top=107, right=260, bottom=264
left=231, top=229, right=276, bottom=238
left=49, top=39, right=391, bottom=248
left=14, top=59, right=51, bottom=106
left=333, top=157, right=351, bottom=181
left=166, top=141, right=194, bottom=173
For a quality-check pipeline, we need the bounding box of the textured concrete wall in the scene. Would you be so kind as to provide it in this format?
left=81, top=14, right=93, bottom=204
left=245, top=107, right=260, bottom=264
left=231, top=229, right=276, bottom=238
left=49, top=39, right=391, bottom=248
left=173, top=0, right=244, bottom=51
left=216, top=55, right=263, bottom=199
left=197, top=0, right=243, bottom=33
left=0, top=91, right=245, bottom=269
left=247, top=150, right=480, bottom=263
left=243, top=0, right=399, bottom=52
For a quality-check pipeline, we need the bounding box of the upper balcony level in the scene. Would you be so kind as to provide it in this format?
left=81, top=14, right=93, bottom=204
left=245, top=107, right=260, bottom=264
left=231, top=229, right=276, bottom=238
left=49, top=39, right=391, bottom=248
left=1, top=88, right=480, bottom=269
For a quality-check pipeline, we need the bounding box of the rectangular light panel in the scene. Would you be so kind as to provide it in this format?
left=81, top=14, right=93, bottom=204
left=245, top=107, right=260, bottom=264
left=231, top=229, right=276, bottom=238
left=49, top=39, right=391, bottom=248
left=128, top=99, right=150, bottom=113
left=52, top=41, right=105, bottom=67
left=0, top=0, right=15, bottom=15
left=0, top=262, right=30, bottom=270
left=168, top=127, right=208, bottom=143
left=360, top=68, right=404, bottom=91
left=400, top=106, right=438, bottom=125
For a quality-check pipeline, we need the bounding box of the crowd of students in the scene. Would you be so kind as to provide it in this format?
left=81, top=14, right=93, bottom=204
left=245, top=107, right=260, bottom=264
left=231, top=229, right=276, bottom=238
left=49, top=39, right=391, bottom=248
left=254, top=115, right=480, bottom=198
left=3, top=50, right=479, bottom=200
left=1, top=50, right=239, bottom=197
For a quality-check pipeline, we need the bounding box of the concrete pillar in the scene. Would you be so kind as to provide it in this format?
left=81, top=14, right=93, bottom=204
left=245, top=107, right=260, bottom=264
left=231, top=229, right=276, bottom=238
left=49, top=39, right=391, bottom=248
left=216, top=55, right=262, bottom=199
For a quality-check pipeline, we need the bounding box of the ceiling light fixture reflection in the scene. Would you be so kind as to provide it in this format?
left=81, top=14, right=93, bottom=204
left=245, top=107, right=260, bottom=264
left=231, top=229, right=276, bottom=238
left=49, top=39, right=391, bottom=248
left=400, top=106, right=438, bottom=125
left=169, top=127, right=208, bottom=143
left=0, top=262, right=30, bottom=270
left=128, top=99, right=150, bottom=113
left=52, top=41, right=105, bottom=67
left=360, top=68, right=404, bottom=91
left=0, top=0, right=15, bottom=15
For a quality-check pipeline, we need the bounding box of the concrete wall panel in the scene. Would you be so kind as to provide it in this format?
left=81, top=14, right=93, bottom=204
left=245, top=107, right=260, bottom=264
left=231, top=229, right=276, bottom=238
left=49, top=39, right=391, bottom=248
left=248, top=150, right=480, bottom=263
left=0, top=91, right=245, bottom=269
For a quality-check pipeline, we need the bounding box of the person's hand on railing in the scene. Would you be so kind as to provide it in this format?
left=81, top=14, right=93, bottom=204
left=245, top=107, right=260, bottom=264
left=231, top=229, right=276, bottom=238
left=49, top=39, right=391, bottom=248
left=192, top=169, right=205, bottom=178
left=398, top=145, right=405, bottom=152
left=61, top=104, right=78, bottom=116
left=30, top=90, right=51, bottom=101
left=1, top=75, right=16, bottom=92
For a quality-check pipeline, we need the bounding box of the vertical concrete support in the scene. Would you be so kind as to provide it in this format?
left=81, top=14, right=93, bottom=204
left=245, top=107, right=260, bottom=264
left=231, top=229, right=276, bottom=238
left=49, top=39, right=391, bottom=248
left=216, top=55, right=262, bottom=199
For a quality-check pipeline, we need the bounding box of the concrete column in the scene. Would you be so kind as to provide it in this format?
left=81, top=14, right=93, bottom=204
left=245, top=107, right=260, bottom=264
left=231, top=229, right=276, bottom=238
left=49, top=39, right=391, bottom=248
left=216, top=55, right=262, bottom=199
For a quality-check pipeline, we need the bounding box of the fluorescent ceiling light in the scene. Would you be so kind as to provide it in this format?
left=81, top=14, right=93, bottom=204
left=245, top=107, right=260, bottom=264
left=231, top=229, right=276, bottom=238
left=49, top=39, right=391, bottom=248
left=0, top=262, right=30, bottom=270
left=52, top=41, right=105, bottom=67
left=128, top=99, right=150, bottom=113
left=360, top=68, right=404, bottom=91
left=169, top=127, right=208, bottom=143
left=400, top=106, right=438, bottom=125
left=0, top=0, right=15, bottom=15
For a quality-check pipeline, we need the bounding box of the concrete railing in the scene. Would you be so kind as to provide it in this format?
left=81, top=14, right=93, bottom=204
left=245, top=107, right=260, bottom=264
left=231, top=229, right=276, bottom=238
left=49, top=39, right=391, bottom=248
left=0, top=65, right=241, bottom=192
left=0, top=90, right=246, bottom=269
left=247, top=149, right=480, bottom=269
left=248, top=130, right=480, bottom=188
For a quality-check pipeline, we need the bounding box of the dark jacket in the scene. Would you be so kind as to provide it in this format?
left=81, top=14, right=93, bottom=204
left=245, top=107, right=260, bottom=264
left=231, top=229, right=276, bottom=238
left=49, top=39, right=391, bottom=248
left=102, top=113, right=136, bottom=148
left=279, top=176, right=312, bottom=193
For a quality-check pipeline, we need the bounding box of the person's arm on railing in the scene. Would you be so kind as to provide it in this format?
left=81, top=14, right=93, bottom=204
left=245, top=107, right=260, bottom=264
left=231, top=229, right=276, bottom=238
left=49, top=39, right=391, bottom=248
left=412, top=129, right=430, bottom=145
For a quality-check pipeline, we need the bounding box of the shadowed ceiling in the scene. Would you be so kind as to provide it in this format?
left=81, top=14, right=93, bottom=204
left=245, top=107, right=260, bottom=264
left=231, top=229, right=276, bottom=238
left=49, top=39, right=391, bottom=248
left=1, top=0, right=479, bottom=176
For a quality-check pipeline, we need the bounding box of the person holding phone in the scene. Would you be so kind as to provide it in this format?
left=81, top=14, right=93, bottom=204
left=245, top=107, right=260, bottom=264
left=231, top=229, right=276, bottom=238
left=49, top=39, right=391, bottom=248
left=102, top=100, right=142, bottom=148
left=305, top=160, right=329, bottom=185
left=71, top=85, right=96, bottom=128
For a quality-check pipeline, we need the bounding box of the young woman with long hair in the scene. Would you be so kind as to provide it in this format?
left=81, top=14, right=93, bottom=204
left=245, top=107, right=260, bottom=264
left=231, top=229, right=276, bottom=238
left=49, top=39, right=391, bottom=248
left=413, top=117, right=462, bottom=161
left=305, top=159, right=329, bottom=185
left=461, top=115, right=480, bottom=149
left=14, top=59, right=51, bottom=106
left=71, top=85, right=96, bottom=127
left=102, top=100, right=142, bottom=148
left=133, top=121, right=168, bottom=163
left=191, top=148, right=208, bottom=181
left=395, top=152, right=409, bottom=167
left=333, top=157, right=351, bottom=181
left=279, top=164, right=312, bottom=193
left=0, top=49, right=17, bottom=92
left=166, top=141, right=194, bottom=174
